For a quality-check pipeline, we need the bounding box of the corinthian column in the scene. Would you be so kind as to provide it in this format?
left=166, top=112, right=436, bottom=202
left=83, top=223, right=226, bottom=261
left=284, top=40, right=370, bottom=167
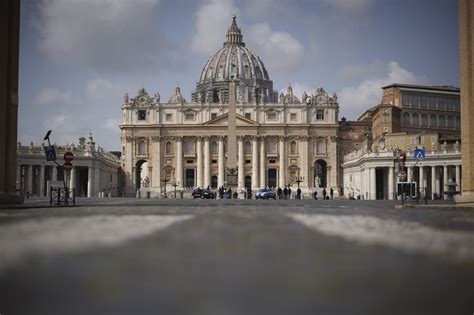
left=238, top=137, right=244, bottom=190
left=260, top=136, right=266, bottom=188
left=252, top=137, right=259, bottom=190
left=151, top=136, right=161, bottom=190
left=204, top=137, right=210, bottom=188
left=218, top=137, right=225, bottom=187
left=279, top=136, right=286, bottom=187
left=196, top=137, right=203, bottom=187
left=176, top=137, right=183, bottom=189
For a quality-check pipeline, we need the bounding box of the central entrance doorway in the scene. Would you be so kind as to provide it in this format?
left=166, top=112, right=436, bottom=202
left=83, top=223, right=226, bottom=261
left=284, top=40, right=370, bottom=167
left=185, top=169, right=195, bottom=188
left=267, top=169, right=277, bottom=188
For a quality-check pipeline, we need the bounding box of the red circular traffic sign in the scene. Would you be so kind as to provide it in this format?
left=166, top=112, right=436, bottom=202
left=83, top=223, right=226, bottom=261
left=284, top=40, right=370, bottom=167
left=64, top=152, right=75, bottom=162
left=63, top=161, right=73, bottom=171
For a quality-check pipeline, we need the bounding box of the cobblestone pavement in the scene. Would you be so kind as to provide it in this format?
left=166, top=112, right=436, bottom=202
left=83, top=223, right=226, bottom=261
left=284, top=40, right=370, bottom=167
left=0, top=198, right=473, bottom=315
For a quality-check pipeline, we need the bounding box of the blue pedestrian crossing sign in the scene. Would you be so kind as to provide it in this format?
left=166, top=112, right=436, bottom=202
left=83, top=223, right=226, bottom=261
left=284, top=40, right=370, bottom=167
left=414, top=149, right=426, bottom=161
left=44, top=146, right=57, bottom=161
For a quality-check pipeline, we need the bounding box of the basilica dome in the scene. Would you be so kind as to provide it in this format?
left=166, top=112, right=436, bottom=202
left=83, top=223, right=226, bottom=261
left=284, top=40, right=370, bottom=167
left=192, top=16, right=276, bottom=104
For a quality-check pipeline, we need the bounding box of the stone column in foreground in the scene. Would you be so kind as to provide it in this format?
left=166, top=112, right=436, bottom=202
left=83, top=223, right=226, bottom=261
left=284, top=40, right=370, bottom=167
left=238, top=137, right=244, bottom=190
left=456, top=0, right=474, bottom=204
left=260, top=136, right=266, bottom=188
left=176, top=137, right=183, bottom=189
left=218, top=137, right=224, bottom=188
left=251, top=137, right=259, bottom=190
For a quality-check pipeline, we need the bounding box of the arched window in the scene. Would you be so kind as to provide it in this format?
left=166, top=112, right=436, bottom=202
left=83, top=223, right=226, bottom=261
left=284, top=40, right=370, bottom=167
left=403, top=112, right=410, bottom=125
left=421, top=114, right=428, bottom=127
left=290, top=141, right=297, bottom=154
left=455, top=116, right=461, bottom=129
left=429, top=114, right=437, bottom=127
left=412, top=113, right=419, bottom=126
left=314, top=160, right=327, bottom=188
left=447, top=115, right=454, bottom=128
left=165, top=141, right=172, bottom=155
left=211, top=141, right=218, bottom=155
left=267, top=139, right=277, bottom=154
left=316, top=140, right=326, bottom=155
left=439, top=115, right=446, bottom=128
left=244, top=141, right=252, bottom=155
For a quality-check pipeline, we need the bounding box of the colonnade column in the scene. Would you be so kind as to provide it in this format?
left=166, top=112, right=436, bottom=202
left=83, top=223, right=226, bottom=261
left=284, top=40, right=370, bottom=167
left=260, top=136, right=266, bottom=188
left=39, top=165, right=45, bottom=196
left=87, top=166, right=93, bottom=197
left=419, top=166, right=425, bottom=197
left=388, top=166, right=394, bottom=200
left=218, top=137, right=224, bottom=188
left=238, top=137, right=244, bottom=190
left=300, top=136, right=309, bottom=191
left=443, top=165, right=448, bottom=200
left=70, top=166, right=76, bottom=191
left=196, top=137, right=203, bottom=187
left=407, top=166, right=413, bottom=183
left=369, top=167, right=376, bottom=200
left=176, top=137, right=183, bottom=189
left=456, top=165, right=461, bottom=193
left=27, top=165, right=33, bottom=195
left=431, top=166, right=436, bottom=199
left=435, top=166, right=441, bottom=197
left=279, top=136, right=286, bottom=188
left=251, top=137, right=259, bottom=190
left=151, top=136, right=161, bottom=190
left=204, top=137, right=210, bottom=188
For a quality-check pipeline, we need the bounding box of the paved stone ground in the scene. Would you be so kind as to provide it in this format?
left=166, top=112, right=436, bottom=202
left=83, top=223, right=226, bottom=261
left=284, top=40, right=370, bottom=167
left=0, top=198, right=473, bottom=315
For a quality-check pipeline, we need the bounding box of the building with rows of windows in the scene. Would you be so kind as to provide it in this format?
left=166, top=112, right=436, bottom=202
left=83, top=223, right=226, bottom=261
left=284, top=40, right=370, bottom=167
left=120, top=17, right=340, bottom=197
left=342, top=84, right=461, bottom=200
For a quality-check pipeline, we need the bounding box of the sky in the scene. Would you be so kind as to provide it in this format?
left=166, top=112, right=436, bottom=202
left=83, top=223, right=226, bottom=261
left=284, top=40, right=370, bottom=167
left=18, top=0, right=460, bottom=151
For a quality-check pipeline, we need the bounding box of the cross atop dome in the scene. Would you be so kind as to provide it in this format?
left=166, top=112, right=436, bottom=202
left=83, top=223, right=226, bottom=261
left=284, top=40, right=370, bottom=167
left=225, top=15, right=245, bottom=47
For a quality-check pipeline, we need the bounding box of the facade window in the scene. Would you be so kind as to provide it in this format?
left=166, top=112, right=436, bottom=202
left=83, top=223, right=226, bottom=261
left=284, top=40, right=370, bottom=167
left=245, top=113, right=251, bottom=119
left=316, top=110, right=325, bottom=120
left=430, top=114, right=437, bottom=127
left=267, top=139, right=277, bottom=154
left=420, top=96, right=427, bottom=109
left=165, top=141, right=172, bottom=155
left=316, top=140, right=326, bottom=155
left=267, top=112, right=277, bottom=120
left=437, top=98, right=446, bottom=109
left=402, top=112, right=410, bottom=125
left=400, top=137, right=405, bottom=145
left=447, top=115, right=454, bottom=128
left=185, top=113, right=195, bottom=120
left=138, top=110, right=147, bottom=121
left=421, top=114, right=428, bottom=127
left=446, top=98, right=453, bottom=111
left=439, top=115, right=446, bottom=128
left=138, top=140, right=147, bottom=155
left=290, top=113, right=297, bottom=121
left=290, top=141, right=297, bottom=154
left=184, top=140, right=194, bottom=154
left=411, top=95, right=420, bottom=107
left=412, top=113, right=419, bottom=126
left=402, top=94, right=410, bottom=106
left=211, top=113, right=217, bottom=120
left=455, top=116, right=461, bottom=128
left=165, top=113, right=172, bottom=121
left=429, top=97, right=436, bottom=109
left=211, top=141, right=218, bottom=155
left=454, top=99, right=460, bottom=111
left=244, top=141, right=251, bottom=155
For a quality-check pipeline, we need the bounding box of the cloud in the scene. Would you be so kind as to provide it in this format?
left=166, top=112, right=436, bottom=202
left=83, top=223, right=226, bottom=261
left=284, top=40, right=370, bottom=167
left=246, top=23, right=304, bottom=74
left=37, top=0, right=164, bottom=72
left=86, top=78, right=118, bottom=100
left=191, top=0, right=239, bottom=54
left=36, top=87, right=79, bottom=106
left=338, top=61, right=420, bottom=119
left=104, top=118, right=120, bottom=130
left=321, top=0, right=374, bottom=16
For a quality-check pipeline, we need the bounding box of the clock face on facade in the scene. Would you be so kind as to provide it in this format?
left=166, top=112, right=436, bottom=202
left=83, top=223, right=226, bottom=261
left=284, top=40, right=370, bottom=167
left=316, top=95, right=325, bottom=103
left=139, top=97, right=146, bottom=104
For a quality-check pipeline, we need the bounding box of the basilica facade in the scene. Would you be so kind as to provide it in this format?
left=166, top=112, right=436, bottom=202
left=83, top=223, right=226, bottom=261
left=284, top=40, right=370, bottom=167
left=120, top=16, right=340, bottom=197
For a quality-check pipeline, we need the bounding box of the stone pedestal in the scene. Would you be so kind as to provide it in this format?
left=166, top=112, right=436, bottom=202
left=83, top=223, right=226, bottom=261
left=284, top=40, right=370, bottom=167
left=456, top=0, right=474, bottom=205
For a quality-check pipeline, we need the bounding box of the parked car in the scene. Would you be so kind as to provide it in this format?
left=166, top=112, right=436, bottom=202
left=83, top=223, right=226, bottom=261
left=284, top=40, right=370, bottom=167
left=255, top=188, right=276, bottom=199
left=192, top=188, right=215, bottom=199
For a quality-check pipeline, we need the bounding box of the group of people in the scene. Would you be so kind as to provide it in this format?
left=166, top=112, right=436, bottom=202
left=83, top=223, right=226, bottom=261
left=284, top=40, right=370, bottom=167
left=313, top=187, right=334, bottom=200
left=275, top=186, right=302, bottom=199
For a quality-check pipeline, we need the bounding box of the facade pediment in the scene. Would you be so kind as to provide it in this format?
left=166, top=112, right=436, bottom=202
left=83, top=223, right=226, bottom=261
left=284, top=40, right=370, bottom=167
left=203, top=113, right=258, bottom=126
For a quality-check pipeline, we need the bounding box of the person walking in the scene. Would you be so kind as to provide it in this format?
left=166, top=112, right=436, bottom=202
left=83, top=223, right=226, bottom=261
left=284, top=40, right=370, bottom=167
left=277, top=187, right=283, bottom=199
left=288, top=187, right=292, bottom=199
left=297, top=188, right=301, bottom=199
left=330, top=188, right=334, bottom=200
left=314, top=190, right=318, bottom=200
left=283, top=187, right=288, bottom=199
left=323, top=188, right=327, bottom=200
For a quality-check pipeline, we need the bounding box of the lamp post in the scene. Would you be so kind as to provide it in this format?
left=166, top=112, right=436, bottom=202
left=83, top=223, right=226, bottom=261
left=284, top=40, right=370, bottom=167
left=160, top=175, right=169, bottom=198
left=171, top=181, right=179, bottom=199
left=295, top=173, right=304, bottom=189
